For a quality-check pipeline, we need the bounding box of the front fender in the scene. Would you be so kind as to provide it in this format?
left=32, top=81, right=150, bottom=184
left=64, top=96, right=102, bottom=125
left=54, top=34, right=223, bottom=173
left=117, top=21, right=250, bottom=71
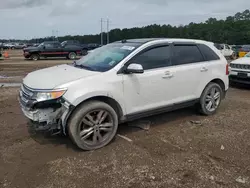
left=62, top=83, right=126, bottom=115
left=60, top=90, right=125, bottom=135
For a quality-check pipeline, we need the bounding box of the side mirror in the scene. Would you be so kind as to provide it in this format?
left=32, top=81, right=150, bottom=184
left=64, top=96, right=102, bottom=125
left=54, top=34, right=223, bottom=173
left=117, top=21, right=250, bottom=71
left=125, top=63, right=144, bottom=74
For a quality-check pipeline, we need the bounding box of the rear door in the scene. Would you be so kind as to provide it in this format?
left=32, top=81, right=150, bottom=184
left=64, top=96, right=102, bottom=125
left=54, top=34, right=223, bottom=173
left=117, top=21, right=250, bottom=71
left=196, top=43, right=224, bottom=92
left=165, top=43, right=206, bottom=103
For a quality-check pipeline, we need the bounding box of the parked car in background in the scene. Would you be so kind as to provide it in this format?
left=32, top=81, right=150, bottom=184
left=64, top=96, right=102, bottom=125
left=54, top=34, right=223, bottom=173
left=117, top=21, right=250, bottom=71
left=229, top=52, right=250, bottom=84
left=14, top=43, right=27, bottom=49
left=0, top=43, right=5, bottom=50
left=214, top=43, right=236, bottom=59
left=4, top=43, right=15, bottom=49
left=231, top=45, right=242, bottom=58
left=19, top=38, right=229, bottom=150
left=23, top=41, right=83, bottom=60
left=61, top=40, right=101, bottom=55
left=238, top=45, right=250, bottom=58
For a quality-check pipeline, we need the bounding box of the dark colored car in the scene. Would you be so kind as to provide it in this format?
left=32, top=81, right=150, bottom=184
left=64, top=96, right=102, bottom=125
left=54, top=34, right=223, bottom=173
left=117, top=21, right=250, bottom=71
left=61, top=40, right=101, bottom=55
left=23, top=41, right=83, bottom=60
left=0, top=43, right=9, bottom=50
left=231, top=45, right=242, bottom=57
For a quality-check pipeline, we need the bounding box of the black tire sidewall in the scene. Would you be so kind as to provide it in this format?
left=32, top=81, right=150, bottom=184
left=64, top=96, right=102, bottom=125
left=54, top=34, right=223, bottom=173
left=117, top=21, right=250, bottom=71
left=31, top=54, right=39, bottom=61
left=68, top=101, right=118, bottom=150
left=68, top=52, right=76, bottom=60
left=199, top=83, right=223, bottom=115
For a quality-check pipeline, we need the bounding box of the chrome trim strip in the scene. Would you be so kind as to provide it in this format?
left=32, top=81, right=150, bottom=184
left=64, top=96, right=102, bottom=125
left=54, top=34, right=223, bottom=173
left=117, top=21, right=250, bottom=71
left=23, top=84, right=67, bottom=93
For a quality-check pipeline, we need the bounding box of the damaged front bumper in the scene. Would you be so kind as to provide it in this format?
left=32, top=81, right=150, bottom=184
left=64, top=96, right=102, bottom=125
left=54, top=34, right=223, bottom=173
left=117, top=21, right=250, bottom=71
left=19, top=84, right=74, bottom=134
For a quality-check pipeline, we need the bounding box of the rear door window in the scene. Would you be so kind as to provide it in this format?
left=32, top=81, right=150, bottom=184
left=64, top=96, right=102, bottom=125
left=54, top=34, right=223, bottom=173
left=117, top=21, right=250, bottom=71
left=172, top=45, right=204, bottom=65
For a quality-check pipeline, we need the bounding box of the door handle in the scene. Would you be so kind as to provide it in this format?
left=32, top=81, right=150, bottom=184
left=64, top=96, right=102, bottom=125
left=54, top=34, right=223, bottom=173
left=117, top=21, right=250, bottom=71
left=200, top=67, right=208, bottom=72
left=162, top=71, right=173, bottom=79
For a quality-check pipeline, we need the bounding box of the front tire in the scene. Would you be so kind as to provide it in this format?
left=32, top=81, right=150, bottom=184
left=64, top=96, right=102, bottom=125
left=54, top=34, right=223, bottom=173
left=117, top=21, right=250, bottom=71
left=68, top=101, right=118, bottom=150
left=198, top=83, right=223, bottom=115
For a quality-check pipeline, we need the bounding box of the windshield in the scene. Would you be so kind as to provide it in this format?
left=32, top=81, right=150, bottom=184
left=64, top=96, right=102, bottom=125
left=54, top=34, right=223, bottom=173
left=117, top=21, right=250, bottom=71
left=74, top=42, right=140, bottom=72
left=38, top=42, right=44, bottom=47
left=245, top=52, right=250, bottom=57
left=61, top=41, right=66, bottom=46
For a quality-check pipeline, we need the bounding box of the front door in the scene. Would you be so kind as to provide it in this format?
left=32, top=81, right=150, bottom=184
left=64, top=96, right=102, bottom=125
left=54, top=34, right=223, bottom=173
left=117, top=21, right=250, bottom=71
left=122, top=45, right=175, bottom=115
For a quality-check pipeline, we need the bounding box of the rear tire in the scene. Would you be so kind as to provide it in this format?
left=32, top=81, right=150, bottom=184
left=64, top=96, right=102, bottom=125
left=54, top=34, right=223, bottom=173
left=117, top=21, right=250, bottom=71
left=198, top=83, right=223, bottom=115
left=68, top=101, right=118, bottom=150
left=68, top=52, right=77, bottom=60
left=30, top=53, right=40, bottom=61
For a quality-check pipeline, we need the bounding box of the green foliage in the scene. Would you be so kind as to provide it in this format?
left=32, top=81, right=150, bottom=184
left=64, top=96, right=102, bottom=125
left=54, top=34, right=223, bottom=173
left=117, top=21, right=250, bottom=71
left=4, top=9, right=250, bottom=45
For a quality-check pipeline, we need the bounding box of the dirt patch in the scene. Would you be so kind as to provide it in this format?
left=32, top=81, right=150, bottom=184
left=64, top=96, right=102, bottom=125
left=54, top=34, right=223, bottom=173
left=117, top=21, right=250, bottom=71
left=0, top=52, right=250, bottom=187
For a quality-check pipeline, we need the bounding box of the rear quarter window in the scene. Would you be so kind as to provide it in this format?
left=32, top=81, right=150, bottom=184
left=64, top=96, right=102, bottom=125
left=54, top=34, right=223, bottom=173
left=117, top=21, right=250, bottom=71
left=198, top=44, right=220, bottom=61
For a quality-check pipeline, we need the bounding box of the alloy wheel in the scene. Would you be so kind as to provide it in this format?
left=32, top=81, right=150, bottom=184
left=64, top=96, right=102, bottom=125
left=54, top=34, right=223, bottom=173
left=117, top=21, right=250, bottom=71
left=205, top=87, right=221, bottom=112
left=78, top=109, right=114, bottom=146
left=69, top=52, right=76, bottom=60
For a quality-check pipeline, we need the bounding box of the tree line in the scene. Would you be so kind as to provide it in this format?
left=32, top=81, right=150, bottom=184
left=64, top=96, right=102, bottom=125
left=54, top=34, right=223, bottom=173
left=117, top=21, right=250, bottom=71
left=3, top=9, right=250, bottom=45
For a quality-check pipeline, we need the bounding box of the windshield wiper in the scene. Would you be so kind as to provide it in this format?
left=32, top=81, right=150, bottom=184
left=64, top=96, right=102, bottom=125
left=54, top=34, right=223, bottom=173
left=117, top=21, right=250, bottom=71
left=74, top=63, right=95, bottom=71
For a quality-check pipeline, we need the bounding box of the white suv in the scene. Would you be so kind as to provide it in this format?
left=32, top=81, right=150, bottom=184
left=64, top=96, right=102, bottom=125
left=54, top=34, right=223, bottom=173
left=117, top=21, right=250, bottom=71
left=19, top=38, right=229, bottom=150
left=229, top=52, right=250, bottom=85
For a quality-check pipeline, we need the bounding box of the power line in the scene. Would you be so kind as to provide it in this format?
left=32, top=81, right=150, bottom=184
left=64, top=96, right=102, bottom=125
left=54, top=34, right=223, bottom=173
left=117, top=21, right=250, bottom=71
left=100, top=18, right=111, bottom=44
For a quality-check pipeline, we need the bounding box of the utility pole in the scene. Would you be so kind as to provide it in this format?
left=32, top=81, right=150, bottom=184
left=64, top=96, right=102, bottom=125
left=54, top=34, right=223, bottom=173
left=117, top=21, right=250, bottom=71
left=56, top=30, right=59, bottom=41
left=100, top=18, right=103, bottom=45
left=52, top=30, right=55, bottom=41
left=107, top=18, right=109, bottom=44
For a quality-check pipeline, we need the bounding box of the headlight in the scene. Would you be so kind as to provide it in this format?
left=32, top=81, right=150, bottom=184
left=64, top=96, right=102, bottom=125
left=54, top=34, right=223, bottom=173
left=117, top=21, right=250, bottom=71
left=33, top=89, right=67, bottom=102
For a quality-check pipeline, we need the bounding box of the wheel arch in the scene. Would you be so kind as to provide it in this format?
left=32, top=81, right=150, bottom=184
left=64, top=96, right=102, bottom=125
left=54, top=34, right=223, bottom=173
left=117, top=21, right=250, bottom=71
left=201, top=78, right=226, bottom=98
left=62, top=95, right=124, bottom=134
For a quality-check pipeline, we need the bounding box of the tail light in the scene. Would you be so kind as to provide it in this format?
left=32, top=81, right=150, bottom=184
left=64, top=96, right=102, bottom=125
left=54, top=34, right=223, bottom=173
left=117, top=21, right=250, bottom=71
left=226, top=63, right=229, bottom=75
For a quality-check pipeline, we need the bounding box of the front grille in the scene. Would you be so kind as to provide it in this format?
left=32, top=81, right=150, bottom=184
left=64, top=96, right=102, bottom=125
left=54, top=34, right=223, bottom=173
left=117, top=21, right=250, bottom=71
left=19, top=84, right=35, bottom=108
left=21, top=84, right=34, bottom=99
left=229, top=75, right=250, bottom=84
left=230, top=63, right=250, bottom=70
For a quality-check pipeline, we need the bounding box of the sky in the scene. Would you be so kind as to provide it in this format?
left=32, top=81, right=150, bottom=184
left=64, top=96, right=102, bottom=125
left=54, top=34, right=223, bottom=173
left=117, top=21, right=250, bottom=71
left=0, top=0, right=250, bottom=39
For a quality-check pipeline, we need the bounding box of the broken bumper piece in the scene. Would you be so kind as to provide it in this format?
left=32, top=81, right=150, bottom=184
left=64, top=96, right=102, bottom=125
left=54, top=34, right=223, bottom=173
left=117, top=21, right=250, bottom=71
left=19, top=96, right=72, bottom=133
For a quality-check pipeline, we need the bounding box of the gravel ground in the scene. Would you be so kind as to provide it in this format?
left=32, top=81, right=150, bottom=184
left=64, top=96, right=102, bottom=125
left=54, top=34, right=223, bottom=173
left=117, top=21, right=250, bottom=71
left=0, top=50, right=250, bottom=188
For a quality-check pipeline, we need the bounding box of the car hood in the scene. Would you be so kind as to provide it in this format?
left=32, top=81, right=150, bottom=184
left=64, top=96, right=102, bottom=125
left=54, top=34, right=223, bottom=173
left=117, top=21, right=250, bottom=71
left=23, top=64, right=99, bottom=89
left=231, top=57, right=250, bottom=64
